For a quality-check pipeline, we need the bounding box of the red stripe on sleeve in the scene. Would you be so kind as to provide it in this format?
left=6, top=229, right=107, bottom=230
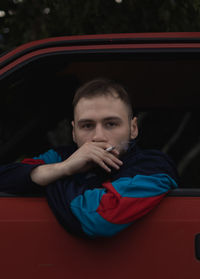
left=21, top=158, right=45, bottom=165
left=97, top=182, right=165, bottom=224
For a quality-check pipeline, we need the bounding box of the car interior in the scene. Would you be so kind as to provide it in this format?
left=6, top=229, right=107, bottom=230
left=1, top=50, right=200, bottom=189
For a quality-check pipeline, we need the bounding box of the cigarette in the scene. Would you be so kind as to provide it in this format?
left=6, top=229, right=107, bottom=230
left=106, top=146, right=115, bottom=152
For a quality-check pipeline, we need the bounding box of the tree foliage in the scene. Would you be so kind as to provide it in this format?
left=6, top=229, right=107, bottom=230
left=1, top=0, right=200, bottom=53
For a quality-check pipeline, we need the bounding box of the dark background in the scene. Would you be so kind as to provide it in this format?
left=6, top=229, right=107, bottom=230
left=1, top=0, right=200, bottom=53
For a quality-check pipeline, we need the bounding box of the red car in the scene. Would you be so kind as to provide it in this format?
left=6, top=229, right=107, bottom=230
left=0, top=32, right=200, bottom=279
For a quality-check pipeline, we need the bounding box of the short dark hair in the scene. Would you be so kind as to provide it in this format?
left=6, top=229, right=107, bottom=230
left=72, top=78, right=133, bottom=119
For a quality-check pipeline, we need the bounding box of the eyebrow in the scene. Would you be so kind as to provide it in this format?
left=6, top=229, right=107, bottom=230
left=77, top=119, right=94, bottom=125
left=103, top=117, right=122, bottom=122
left=77, top=117, right=122, bottom=124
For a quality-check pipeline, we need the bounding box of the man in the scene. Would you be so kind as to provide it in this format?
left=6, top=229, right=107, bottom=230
left=0, top=78, right=178, bottom=238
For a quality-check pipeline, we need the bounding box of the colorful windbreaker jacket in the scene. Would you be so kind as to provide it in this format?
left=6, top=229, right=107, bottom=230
left=0, top=140, right=178, bottom=238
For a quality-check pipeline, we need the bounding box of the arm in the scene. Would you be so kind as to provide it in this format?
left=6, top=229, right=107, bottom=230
left=46, top=148, right=179, bottom=238
left=0, top=148, right=62, bottom=194
left=0, top=142, right=122, bottom=194
left=0, top=162, right=43, bottom=194
left=30, top=142, right=123, bottom=186
left=69, top=173, right=178, bottom=238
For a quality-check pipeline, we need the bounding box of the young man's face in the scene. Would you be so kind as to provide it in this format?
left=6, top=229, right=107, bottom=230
left=72, top=94, right=138, bottom=155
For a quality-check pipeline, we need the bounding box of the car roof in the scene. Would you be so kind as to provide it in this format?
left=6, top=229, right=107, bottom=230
left=1, top=32, right=200, bottom=79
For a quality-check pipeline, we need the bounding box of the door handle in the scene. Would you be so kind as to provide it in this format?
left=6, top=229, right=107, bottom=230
left=195, top=234, right=200, bottom=260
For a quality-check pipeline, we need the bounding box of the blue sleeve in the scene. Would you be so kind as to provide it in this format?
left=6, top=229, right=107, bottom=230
left=70, top=173, right=178, bottom=238
left=33, top=149, right=62, bottom=164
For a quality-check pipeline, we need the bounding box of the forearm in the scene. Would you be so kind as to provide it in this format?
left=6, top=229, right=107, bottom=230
left=30, top=161, right=71, bottom=186
left=31, top=142, right=122, bottom=186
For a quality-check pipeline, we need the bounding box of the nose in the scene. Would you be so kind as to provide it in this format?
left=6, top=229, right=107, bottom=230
left=92, top=124, right=107, bottom=142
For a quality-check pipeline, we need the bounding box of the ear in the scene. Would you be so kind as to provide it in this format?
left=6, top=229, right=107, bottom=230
left=71, top=121, right=77, bottom=143
left=130, top=117, right=138, bottom=139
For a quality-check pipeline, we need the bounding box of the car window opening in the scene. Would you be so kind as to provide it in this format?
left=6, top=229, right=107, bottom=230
left=1, top=56, right=200, bottom=190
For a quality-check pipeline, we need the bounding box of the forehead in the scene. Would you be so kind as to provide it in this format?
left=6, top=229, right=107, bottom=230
left=74, top=95, right=128, bottom=121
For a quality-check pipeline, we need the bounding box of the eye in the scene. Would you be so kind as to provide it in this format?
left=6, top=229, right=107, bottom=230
left=80, top=123, right=94, bottom=130
left=105, top=121, right=118, bottom=128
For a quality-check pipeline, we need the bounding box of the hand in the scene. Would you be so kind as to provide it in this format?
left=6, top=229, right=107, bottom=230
left=62, top=142, right=123, bottom=175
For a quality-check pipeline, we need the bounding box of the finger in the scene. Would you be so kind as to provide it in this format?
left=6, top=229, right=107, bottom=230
left=93, top=148, right=123, bottom=166
left=103, top=157, right=121, bottom=170
left=111, top=149, right=120, bottom=156
left=93, top=156, right=111, bottom=172
left=91, top=142, right=111, bottom=150
left=85, top=145, right=123, bottom=170
left=93, top=152, right=122, bottom=170
left=106, top=152, right=123, bottom=166
left=91, top=142, right=120, bottom=154
left=106, top=147, right=120, bottom=157
left=94, top=149, right=123, bottom=167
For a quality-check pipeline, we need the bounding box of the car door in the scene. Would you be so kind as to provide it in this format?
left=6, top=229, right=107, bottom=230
left=0, top=32, right=200, bottom=279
